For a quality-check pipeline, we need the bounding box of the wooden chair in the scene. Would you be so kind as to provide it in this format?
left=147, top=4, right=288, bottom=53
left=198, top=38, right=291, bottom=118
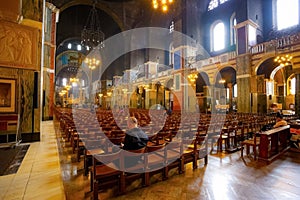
left=164, top=141, right=183, bottom=178
left=235, top=124, right=245, bottom=146
left=91, top=151, right=123, bottom=200
left=144, top=144, right=166, bottom=186
left=193, top=134, right=208, bottom=167
left=217, top=127, right=229, bottom=152
left=181, top=137, right=196, bottom=171
left=83, top=138, right=107, bottom=176
left=241, top=132, right=260, bottom=160
left=120, top=147, right=146, bottom=193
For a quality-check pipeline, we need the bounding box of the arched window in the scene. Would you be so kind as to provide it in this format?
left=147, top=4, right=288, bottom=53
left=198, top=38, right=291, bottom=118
left=77, top=44, right=82, bottom=51
left=211, top=21, right=225, bottom=52
left=208, top=0, right=229, bottom=11
left=233, top=83, right=237, bottom=98
left=62, top=78, right=67, bottom=86
left=289, top=76, right=296, bottom=95
left=169, top=43, right=174, bottom=65
left=230, top=13, right=237, bottom=45
left=276, top=0, right=299, bottom=30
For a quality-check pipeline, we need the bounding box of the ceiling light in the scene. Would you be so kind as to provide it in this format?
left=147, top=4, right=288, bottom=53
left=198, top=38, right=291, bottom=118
left=81, top=0, right=105, bottom=50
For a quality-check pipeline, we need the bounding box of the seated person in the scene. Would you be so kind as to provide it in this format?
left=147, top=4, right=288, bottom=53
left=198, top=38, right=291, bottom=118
left=123, top=117, right=149, bottom=151
left=122, top=117, right=148, bottom=169
left=273, top=113, right=288, bottom=128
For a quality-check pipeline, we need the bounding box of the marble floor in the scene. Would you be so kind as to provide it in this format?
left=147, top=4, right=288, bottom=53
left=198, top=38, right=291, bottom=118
left=55, top=117, right=300, bottom=200
left=1, top=120, right=300, bottom=200
left=0, top=121, right=65, bottom=200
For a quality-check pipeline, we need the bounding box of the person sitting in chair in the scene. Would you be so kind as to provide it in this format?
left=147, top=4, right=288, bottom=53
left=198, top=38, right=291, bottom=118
left=122, top=117, right=148, bottom=151
left=273, top=113, right=288, bottom=128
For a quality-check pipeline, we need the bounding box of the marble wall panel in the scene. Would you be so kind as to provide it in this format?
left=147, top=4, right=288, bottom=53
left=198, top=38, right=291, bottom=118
left=0, top=67, right=40, bottom=134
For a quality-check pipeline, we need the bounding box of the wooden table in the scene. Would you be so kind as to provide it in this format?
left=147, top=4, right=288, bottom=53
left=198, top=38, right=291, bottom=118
left=259, top=125, right=290, bottom=163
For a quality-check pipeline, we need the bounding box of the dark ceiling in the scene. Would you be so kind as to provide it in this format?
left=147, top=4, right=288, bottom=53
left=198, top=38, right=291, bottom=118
left=51, top=0, right=129, bottom=80
left=50, top=0, right=134, bottom=9
left=56, top=4, right=121, bottom=47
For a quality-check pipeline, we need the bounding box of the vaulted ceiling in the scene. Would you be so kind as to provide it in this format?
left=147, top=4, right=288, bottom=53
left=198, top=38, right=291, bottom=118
left=50, top=0, right=138, bottom=80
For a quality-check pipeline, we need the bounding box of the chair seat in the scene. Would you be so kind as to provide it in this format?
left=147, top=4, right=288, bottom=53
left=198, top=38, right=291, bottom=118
left=183, top=148, right=193, bottom=155
left=166, top=149, right=180, bottom=160
left=95, top=164, right=121, bottom=177
left=147, top=153, right=164, bottom=165
left=86, top=148, right=105, bottom=156
left=242, top=138, right=260, bottom=145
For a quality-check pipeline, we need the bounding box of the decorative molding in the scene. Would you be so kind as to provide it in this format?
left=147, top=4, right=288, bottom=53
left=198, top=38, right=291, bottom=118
left=236, top=74, right=251, bottom=79
left=20, top=19, right=43, bottom=30
left=235, top=19, right=259, bottom=29
left=0, top=20, right=40, bottom=71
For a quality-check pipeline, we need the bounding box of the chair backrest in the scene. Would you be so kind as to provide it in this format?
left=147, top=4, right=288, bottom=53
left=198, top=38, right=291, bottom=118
left=85, top=138, right=107, bottom=151
left=126, top=147, right=146, bottom=154
left=110, top=130, right=125, bottom=138
left=121, top=147, right=146, bottom=172
left=146, top=144, right=165, bottom=152
left=93, top=150, right=121, bottom=175
left=109, top=137, right=124, bottom=145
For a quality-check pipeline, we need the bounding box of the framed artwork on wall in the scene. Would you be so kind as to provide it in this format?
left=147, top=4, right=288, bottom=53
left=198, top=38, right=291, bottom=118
left=0, top=79, right=16, bottom=113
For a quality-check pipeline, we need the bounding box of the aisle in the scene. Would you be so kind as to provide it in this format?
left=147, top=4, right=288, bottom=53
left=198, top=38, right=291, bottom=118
left=0, top=121, right=65, bottom=200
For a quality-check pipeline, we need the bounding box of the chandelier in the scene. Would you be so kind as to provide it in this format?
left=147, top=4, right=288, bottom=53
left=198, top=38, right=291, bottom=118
left=70, top=77, right=79, bottom=83
left=81, top=0, right=105, bottom=50
left=85, top=57, right=100, bottom=70
left=219, top=79, right=226, bottom=84
left=274, top=54, right=293, bottom=66
left=152, top=0, right=174, bottom=12
left=188, top=73, right=198, bottom=83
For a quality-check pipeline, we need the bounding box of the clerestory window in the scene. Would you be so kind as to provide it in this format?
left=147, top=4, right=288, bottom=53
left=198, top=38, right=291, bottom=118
left=211, top=21, right=225, bottom=51
left=208, top=0, right=229, bottom=11
left=276, top=0, right=299, bottom=30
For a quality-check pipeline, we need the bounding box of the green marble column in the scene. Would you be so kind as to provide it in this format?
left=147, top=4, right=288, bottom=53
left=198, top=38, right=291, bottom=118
left=295, top=73, right=300, bottom=117
left=236, top=55, right=252, bottom=113
left=237, top=77, right=251, bottom=113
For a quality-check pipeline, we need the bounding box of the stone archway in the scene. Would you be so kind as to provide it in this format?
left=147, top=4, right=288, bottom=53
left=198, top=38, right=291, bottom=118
left=255, top=57, right=289, bottom=113
left=213, top=67, right=236, bottom=112
left=195, top=72, right=211, bottom=113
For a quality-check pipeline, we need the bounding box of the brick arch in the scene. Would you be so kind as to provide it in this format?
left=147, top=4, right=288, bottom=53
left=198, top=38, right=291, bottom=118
left=164, top=78, right=174, bottom=90
left=195, top=71, right=210, bottom=93
left=253, top=55, right=275, bottom=76
left=212, top=65, right=236, bottom=86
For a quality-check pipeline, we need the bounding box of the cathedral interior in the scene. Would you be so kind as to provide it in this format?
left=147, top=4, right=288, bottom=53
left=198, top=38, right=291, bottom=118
left=0, top=0, right=300, bottom=200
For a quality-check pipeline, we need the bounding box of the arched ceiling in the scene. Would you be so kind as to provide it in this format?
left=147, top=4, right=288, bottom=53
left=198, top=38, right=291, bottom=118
left=56, top=4, right=122, bottom=49
left=50, top=0, right=134, bottom=9
left=257, top=58, right=278, bottom=78
left=196, top=72, right=210, bottom=93
left=215, top=67, right=236, bottom=88
left=50, top=0, right=130, bottom=80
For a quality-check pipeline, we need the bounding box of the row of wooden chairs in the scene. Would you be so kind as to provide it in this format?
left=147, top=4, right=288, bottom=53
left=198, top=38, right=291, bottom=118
left=91, top=134, right=208, bottom=200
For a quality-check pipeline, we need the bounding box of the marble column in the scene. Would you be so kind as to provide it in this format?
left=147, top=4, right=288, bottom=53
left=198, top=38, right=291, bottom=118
left=227, top=83, right=233, bottom=112
left=236, top=54, right=252, bottom=113
left=295, top=73, right=300, bottom=117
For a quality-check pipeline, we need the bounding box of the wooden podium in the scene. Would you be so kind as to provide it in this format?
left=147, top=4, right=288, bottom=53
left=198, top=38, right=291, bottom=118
left=259, top=125, right=290, bottom=163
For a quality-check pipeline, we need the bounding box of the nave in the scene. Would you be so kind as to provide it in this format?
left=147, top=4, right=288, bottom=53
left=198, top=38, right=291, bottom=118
left=0, top=120, right=299, bottom=200
left=55, top=119, right=300, bottom=200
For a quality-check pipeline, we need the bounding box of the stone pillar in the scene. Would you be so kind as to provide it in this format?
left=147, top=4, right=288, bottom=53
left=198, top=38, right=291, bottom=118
left=227, top=83, right=233, bottom=112
left=42, top=3, right=59, bottom=120
left=295, top=73, right=300, bottom=117
left=237, top=76, right=251, bottom=113
left=236, top=55, right=252, bottom=113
